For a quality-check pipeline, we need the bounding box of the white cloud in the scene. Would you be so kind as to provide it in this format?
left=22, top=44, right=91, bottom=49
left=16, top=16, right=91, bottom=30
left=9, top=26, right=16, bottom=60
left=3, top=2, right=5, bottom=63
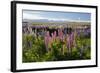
left=47, top=18, right=69, bottom=21
left=23, top=12, right=68, bottom=21
left=23, top=12, right=45, bottom=20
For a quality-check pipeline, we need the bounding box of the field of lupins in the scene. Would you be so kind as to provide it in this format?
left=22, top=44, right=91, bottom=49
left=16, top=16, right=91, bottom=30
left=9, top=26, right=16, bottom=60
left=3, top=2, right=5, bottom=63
left=22, top=24, right=91, bottom=62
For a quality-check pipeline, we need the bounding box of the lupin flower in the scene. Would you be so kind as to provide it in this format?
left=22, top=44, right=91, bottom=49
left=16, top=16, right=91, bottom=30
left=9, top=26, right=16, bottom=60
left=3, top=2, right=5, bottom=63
left=52, top=31, right=57, bottom=41
left=66, top=32, right=75, bottom=50
left=58, top=29, right=63, bottom=41
left=67, top=34, right=71, bottom=49
left=44, top=31, right=51, bottom=52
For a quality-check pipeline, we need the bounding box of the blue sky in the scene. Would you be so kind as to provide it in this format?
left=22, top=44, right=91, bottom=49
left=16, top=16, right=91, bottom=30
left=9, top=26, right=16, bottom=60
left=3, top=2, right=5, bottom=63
left=23, top=10, right=91, bottom=22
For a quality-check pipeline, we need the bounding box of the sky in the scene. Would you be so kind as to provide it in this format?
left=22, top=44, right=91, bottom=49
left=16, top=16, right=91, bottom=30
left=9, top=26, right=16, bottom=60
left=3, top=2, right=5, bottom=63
left=23, top=10, right=91, bottom=22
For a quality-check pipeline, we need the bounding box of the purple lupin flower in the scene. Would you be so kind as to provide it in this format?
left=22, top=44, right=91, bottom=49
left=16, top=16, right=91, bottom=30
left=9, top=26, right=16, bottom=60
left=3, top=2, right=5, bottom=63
left=66, top=31, right=75, bottom=54
left=77, top=29, right=81, bottom=37
left=73, top=31, right=77, bottom=47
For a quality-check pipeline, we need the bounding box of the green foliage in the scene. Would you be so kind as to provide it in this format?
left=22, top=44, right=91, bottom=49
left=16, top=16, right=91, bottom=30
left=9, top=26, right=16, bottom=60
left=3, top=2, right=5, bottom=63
left=22, top=34, right=91, bottom=62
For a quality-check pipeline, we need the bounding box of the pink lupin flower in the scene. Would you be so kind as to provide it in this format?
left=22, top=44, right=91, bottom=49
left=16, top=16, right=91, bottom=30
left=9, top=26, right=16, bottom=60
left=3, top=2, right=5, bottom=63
left=52, top=31, right=57, bottom=41
left=44, top=31, right=51, bottom=52
left=51, top=33, right=54, bottom=41
left=54, top=31, right=57, bottom=37
left=67, top=34, right=71, bottom=49
left=58, top=29, right=63, bottom=41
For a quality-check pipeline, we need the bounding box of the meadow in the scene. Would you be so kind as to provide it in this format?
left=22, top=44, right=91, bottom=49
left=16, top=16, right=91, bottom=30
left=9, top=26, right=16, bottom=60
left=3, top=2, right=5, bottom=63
left=22, top=23, right=91, bottom=63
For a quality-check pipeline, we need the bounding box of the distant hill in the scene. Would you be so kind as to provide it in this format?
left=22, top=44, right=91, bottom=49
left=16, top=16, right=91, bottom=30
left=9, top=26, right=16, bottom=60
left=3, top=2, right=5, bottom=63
left=22, top=19, right=90, bottom=26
